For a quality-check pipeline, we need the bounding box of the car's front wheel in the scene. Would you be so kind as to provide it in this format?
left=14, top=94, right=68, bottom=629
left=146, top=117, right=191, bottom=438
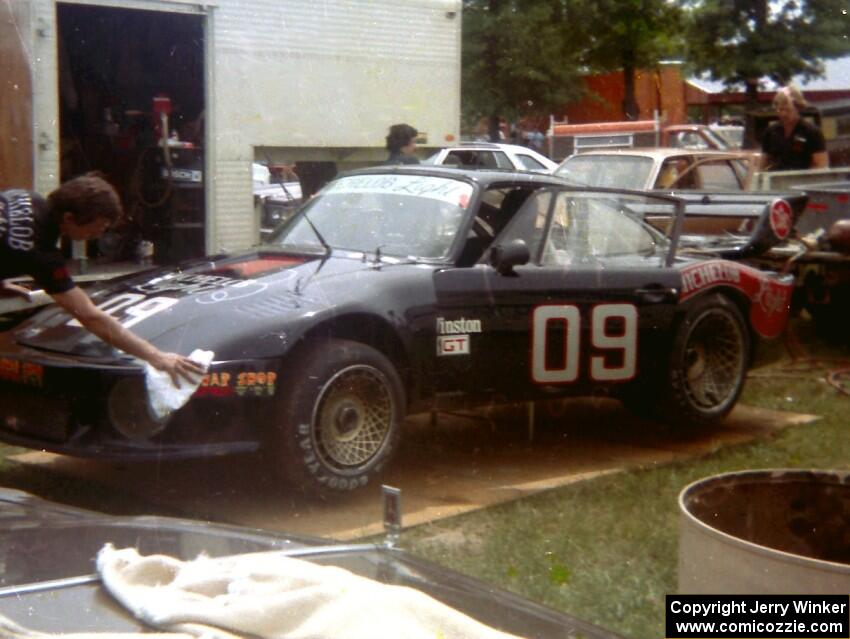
left=662, top=294, right=750, bottom=425
left=269, top=338, right=404, bottom=495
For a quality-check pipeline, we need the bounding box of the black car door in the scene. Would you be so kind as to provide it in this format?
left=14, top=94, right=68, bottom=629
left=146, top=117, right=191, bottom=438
left=433, top=188, right=682, bottom=401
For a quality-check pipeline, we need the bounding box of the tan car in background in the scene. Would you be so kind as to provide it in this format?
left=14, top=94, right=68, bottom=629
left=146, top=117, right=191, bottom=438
left=554, top=148, right=764, bottom=234
left=554, top=147, right=760, bottom=191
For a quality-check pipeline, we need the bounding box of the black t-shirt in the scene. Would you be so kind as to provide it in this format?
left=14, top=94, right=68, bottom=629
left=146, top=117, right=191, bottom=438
left=384, top=152, right=420, bottom=166
left=761, top=118, right=826, bottom=171
left=0, top=189, right=75, bottom=294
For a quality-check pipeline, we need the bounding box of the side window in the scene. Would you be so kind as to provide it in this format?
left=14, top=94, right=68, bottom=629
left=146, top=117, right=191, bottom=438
left=498, top=190, right=659, bottom=267
left=516, top=154, right=547, bottom=171
left=542, top=196, right=657, bottom=263
left=696, top=161, right=742, bottom=190
left=487, top=151, right=514, bottom=169
left=655, top=158, right=697, bottom=189
left=496, top=190, right=554, bottom=260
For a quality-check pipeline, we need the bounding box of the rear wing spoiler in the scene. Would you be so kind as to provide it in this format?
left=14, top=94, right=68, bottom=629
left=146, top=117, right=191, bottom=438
left=637, top=192, right=808, bottom=261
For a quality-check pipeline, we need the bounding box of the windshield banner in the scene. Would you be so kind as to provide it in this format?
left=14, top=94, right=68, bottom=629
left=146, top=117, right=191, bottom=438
left=325, top=175, right=473, bottom=208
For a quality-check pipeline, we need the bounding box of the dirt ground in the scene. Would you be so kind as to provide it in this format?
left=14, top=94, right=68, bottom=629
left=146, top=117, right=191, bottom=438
left=8, top=398, right=817, bottom=540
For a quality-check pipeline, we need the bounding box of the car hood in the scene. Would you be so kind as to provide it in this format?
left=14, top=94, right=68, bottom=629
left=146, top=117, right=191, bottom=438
left=10, top=250, right=429, bottom=362
left=0, top=488, right=621, bottom=638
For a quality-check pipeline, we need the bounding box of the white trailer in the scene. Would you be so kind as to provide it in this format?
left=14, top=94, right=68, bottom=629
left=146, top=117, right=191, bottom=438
left=2, top=0, right=461, bottom=263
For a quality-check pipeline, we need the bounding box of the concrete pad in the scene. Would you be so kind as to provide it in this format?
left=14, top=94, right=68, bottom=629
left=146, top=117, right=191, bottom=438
left=8, top=399, right=818, bottom=541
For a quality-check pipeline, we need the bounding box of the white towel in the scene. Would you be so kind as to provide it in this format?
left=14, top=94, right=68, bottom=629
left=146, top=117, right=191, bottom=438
left=95, top=545, right=526, bottom=639
left=144, top=349, right=214, bottom=422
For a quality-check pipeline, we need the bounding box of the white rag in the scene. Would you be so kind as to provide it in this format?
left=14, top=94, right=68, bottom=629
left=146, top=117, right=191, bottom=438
left=144, top=349, right=214, bottom=422
left=92, top=544, right=526, bottom=639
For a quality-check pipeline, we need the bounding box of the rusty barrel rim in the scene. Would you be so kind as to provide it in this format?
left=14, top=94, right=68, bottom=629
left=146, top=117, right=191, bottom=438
left=678, top=468, right=850, bottom=573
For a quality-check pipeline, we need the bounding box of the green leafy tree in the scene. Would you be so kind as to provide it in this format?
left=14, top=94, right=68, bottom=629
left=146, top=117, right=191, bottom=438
left=684, top=0, right=850, bottom=105
left=461, top=0, right=587, bottom=140
left=579, top=0, right=683, bottom=120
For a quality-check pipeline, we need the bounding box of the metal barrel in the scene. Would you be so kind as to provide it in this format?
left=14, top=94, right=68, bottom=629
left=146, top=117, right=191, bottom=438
left=678, top=469, right=850, bottom=594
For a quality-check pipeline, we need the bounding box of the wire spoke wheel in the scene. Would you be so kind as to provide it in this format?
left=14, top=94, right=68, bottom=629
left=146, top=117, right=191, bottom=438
left=682, top=308, right=745, bottom=410
left=313, top=365, right=394, bottom=469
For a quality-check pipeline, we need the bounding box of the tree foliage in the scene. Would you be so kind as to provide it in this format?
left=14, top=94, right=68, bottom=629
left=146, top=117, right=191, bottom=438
left=461, top=0, right=587, bottom=138
left=684, top=0, right=850, bottom=101
left=461, top=0, right=683, bottom=132
left=578, top=0, right=683, bottom=119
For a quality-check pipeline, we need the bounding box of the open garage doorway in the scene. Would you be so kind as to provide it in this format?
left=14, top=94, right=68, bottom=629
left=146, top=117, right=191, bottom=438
left=57, top=3, right=205, bottom=266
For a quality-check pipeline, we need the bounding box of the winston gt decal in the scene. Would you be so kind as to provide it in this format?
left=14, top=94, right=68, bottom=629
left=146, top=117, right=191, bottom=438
left=437, top=335, right=470, bottom=356
left=436, top=317, right=482, bottom=334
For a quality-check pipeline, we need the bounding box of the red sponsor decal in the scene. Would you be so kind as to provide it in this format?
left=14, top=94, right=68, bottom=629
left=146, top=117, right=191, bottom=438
left=211, top=256, right=306, bottom=279
left=0, top=359, right=43, bottom=387
left=769, top=199, right=792, bottom=240
left=680, top=261, right=792, bottom=338
left=53, top=266, right=70, bottom=281
left=194, top=371, right=234, bottom=398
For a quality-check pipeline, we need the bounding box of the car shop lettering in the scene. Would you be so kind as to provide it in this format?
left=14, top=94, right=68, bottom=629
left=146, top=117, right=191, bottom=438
left=531, top=304, right=637, bottom=383
left=0, top=358, right=43, bottom=387
left=236, top=371, right=277, bottom=397
left=195, top=372, right=234, bottom=397
left=67, top=293, right=179, bottom=329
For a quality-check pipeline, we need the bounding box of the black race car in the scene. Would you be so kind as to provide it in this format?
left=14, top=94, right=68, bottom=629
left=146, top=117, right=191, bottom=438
left=0, top=167, right=804, bottom=495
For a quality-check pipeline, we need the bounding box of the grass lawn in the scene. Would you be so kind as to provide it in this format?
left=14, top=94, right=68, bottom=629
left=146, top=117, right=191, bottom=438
left=400, top=320, right=850, bottom=639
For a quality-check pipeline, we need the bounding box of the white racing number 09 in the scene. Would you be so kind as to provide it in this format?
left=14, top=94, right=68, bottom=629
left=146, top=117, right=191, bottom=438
left=67, top=293, right=180, bottom=329
left=531, top=303, right=637, bottom=383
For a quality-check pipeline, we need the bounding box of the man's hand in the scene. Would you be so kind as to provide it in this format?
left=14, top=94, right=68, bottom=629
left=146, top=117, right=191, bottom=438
left=0, top=281, right=33, bottom=301
left=150, top=352, right=207, bottom=388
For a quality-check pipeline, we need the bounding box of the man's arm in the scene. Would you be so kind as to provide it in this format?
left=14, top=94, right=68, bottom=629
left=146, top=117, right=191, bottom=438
left=811, top=151, right=829, bottom=169
left=51, top=287, right=204, bottom=386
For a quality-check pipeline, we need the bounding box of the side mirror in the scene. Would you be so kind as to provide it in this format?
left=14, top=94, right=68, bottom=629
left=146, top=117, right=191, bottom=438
left=489, top=239, right=530, bottom=276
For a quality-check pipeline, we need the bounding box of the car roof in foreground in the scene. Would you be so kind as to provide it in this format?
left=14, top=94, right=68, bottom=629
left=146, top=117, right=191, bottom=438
left=0, top=488, right=624, bottom=638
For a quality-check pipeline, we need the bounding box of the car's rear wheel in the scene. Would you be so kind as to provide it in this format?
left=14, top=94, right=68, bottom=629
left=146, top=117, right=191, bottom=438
left=269, top=338, right=404, bottom=495
left=662, top=294, right=749, bottom=426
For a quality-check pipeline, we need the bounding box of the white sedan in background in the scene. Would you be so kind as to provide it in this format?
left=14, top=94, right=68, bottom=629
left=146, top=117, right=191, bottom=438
left=424, top=142, right=558, bottom=173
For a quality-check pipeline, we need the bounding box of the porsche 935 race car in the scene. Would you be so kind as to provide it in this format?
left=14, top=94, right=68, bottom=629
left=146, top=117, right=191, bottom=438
left=0, top=167, right=806, bottom=495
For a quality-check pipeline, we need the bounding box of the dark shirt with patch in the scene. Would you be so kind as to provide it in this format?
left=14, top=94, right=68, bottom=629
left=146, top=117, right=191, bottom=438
left=0, top=190, right=75, bottom=294
left=761, top=118, right=826, bottom=171
left=384, top=152, right=420, bottom=166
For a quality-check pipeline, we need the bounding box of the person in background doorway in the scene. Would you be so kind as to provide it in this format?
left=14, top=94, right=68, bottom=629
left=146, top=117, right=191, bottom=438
left=0, top=173, right=204, bottom=386
left=384, top=124, right=420, bottom=165
left=760, top=85, right=828, bottom=171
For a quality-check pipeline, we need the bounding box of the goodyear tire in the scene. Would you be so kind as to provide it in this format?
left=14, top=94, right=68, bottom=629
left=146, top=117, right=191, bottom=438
left=271, top=338, right=404, bottom=496
left=662, top=294, right=749, bottom=426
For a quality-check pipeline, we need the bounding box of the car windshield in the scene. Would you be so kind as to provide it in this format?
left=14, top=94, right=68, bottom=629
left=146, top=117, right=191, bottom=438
left=268, top=173, right=474, bottom=259
left=554, top=154, right=654, bottom=189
